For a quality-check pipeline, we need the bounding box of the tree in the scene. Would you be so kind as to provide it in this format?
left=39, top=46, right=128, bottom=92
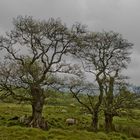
left=67, top=77, right=102, bottom=132
left=112, top=86, right=139, bottom=116
left=0, top=16, right=78, bottom=129
left=71, top=31, right=133, bottom=131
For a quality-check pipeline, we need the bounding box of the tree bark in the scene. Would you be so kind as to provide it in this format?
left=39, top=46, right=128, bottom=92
left=29, top=86, right=48, bottom=130
left=104, top=112, right=114, bottom=132
left=91, top=111, right=98, bottom=132
left=104, top=77, right=115, bottom=132
left=91, top=78, right=104, bottom=132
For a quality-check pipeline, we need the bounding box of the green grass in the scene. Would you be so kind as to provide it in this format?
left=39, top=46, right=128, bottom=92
left=0, top=126, right=138, bottom=140
left=0, top=126, right=47, bottom=140
left=0, top=102, right=139, bottom=139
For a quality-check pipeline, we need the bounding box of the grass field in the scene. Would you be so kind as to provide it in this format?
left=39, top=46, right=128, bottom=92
left=0, top=101, right=140, bottom=140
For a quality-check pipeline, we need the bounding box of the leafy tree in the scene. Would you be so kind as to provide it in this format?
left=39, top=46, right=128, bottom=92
left=0, top=16, right=78, bottom=129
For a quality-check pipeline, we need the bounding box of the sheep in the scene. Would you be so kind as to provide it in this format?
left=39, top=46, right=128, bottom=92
left=65, top=118, right=78, bottom=126
left=19, top=115, right=30, bottom=124
left=61, top=109, right=67, bottom=113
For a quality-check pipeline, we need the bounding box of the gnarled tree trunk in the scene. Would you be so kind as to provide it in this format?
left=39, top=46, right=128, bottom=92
left=91, top=79, right=104, bottom=132
left=29, top=86, right=48, bottom=130
left=104, top=77, right=115, bottom=132
left=104, top=112, right=114, bottom=132
left=91, top=111, right=98, bottom=132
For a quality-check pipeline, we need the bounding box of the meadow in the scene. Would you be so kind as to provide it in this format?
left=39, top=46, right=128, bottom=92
left=0, top=93, right=140, bottom=140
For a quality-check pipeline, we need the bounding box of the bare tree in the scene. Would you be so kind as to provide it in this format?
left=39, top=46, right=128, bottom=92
left=67, top=77, right=102, bottom=132
left=0, top=16, right=79, bottom=129
left=71, top=31, right=133, bottom=131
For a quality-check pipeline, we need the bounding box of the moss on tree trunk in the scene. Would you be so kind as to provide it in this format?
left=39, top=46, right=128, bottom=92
left=29, top=86, right=48, bottom=130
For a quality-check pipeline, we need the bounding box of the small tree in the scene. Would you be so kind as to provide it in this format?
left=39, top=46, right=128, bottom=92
left=67, top=77, right=102, bottom=131
left=105, top=85, right=139, bottom=130
left=71, top=31, right=133, bottom=131
left=113, top=86, right=139, bottom=115
left=0, top=16, right=78, bottom=129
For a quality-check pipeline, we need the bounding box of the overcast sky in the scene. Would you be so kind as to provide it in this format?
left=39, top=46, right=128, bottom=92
left=0, top=0, right=140, bottom=85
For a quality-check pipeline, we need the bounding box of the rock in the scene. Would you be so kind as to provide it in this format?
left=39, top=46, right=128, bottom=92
left=9, top=116, right=19, bottom=120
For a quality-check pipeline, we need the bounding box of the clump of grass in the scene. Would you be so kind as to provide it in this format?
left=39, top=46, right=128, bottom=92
left=48, top=129, right=98, bottom=140
left=0, top=126, right=47, bottom=140
left=96, top=132, right=109, bottom=140
left=115, top=124, right=140, bottom=138
left=108, top=132, right=128, bottom=140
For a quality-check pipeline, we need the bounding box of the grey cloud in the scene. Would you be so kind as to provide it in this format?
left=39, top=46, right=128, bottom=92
left=0, top=0, right=140, bottom=85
